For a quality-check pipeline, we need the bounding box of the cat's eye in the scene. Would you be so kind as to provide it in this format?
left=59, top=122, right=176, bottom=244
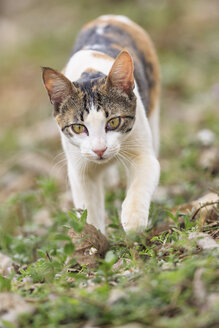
left=106, top=117, right=121, bottom=131
left=71, top=124, right=88, bottom=135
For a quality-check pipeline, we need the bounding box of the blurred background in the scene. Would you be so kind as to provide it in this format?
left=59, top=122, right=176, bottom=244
left=0, top=0, right=218, bottom=206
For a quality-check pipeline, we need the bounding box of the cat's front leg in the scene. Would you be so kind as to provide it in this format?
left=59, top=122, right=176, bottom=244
left=121, top=154, right=160, bottom=233
left=68, top=163, right=105, bottom=234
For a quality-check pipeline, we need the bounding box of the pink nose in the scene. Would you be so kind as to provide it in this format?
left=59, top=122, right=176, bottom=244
left=93, top=147, right=107, bottom=158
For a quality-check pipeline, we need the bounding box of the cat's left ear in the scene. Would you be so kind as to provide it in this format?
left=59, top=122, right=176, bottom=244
left=106, top=50, right=135, bottom=94
left=42, top=67, right=73, bottom=109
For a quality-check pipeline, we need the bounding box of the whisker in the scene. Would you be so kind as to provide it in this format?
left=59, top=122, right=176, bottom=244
left=116, top=154, right=129, bottom=173
left=118, top=152, right=136, bottom=169
left=120, top=149, right=138, bottom=161
left=52, top=151, right=66, bottom=162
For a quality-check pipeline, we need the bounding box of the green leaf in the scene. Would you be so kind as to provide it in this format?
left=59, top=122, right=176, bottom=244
left=0, top=275, right=11, bottom=292
left=80, top=209, right=87, bottom=225
left=37, top=249, right=47, bottom=259
left=68, top=211, right=81, bottom=233
left=108, top=224, right=119, bottom=229
left=166, top=210, right=179, bottom=226
left=64, top=243, right=75, bottom=256
left=55, top=234, right=72, bottom=242
left=1, top=320, right=17, bottom=328
left=68, top=210, right=87, bottom=233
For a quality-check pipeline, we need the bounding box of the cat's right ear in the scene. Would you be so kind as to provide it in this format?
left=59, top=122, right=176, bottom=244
left=106, top=50, right=135, bottom=95
left=42, top=67, right=73, bottom=110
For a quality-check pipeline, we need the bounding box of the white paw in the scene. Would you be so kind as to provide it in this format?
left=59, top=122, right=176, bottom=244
left=121, top=206, right=149, bottom=233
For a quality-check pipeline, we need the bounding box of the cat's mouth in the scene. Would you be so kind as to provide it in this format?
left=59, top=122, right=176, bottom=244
left=92, top=156, right=112, bottom=164
left=85, top=153, right=115, bottom=164
left=82, top=149, right=119, bottom=164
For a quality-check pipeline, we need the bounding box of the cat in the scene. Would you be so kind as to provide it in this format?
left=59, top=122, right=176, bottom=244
left=42, top=15, right=160, bottom=235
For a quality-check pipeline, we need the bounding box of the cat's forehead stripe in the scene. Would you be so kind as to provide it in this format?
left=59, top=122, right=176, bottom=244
left=71, top=71, right=109, bottom=120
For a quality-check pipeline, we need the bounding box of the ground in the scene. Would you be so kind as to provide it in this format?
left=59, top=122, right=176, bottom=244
left=0, top=0, right=218, bottom=327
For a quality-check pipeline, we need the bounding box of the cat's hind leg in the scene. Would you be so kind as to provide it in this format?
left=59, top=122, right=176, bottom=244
left=148, top=102, right=160, bottom=157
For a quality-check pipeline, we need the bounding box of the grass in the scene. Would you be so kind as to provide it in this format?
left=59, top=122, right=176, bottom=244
left=0, top=176, right=218, bottom=327
left=0, top=0, right=218, bottom=327
left=0, top=185, right=218, bottom=325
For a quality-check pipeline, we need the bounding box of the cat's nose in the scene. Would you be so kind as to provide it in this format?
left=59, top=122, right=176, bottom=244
left=92, top=147, right=107, bottom=158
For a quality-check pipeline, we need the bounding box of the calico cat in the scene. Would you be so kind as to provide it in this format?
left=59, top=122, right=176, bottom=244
left=42, top=15, right=160, bottom=234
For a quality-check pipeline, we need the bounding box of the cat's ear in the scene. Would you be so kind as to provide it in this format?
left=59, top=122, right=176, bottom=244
left=107, top=50, right=134, bottom=94
left=42, top=67, right=73, bottom=109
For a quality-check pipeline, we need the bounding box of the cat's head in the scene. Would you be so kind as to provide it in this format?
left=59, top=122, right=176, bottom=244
left=42, top=50, right=136, bottom=164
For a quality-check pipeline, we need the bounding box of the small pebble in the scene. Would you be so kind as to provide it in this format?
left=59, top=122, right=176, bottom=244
left=196, top=129, right=215, bottom=146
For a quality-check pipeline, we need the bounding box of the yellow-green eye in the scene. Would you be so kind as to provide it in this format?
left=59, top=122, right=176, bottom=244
left=106, top=117, right=121, bottom=131
left=71, top=124, right=88, bottom=135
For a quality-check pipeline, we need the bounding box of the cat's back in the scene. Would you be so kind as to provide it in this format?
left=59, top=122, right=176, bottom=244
left=66, top=15, right=160, bottom=115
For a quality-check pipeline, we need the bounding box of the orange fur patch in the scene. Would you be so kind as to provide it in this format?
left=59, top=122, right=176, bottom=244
left=111, top=43, right=123, bottom=51
left=92, top=52, right=113, bottom=61
left=84, top=67, right=98, bottom=72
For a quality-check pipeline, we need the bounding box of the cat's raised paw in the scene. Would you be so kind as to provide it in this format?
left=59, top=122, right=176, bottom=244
left=121, top=210, right=149, bottom=234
